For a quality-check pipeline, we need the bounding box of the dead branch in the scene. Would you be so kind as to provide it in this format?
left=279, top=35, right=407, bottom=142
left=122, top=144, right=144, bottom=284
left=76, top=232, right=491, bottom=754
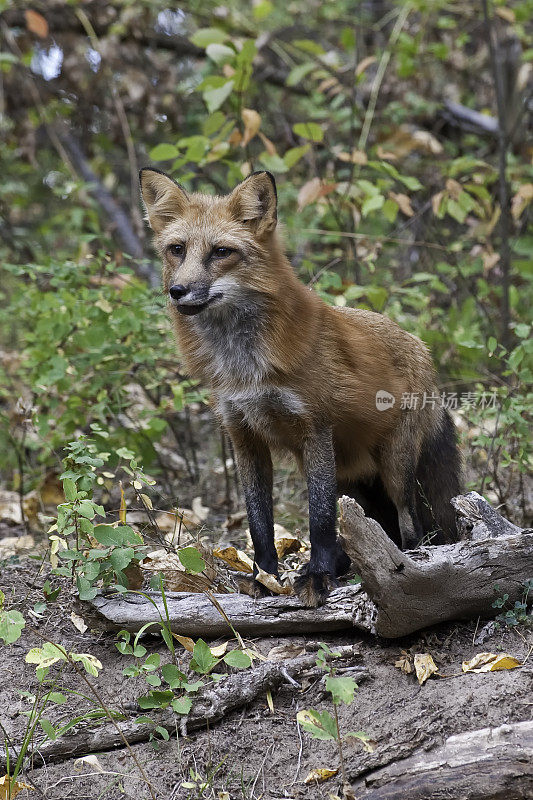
left=338, top=492, right=533, bottom=638
left=5, top=647, right=366, bottom=769
left=349, top=720, right=533, bottom=800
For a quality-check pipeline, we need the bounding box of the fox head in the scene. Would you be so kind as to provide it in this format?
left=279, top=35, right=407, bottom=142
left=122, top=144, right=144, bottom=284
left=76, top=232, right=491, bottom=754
left=139, top=168, right=280, bottom=316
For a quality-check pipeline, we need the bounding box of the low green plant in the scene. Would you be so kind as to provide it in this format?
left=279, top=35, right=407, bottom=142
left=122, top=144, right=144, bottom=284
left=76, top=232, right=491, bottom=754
left=493, top=580, right=533, bottom=629
left=297, top=643, right=370, bottom=787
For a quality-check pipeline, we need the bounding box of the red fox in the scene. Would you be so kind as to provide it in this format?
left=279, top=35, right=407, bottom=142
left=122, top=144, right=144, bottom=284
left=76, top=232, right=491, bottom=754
left=140, top=168, right=462, bottom=607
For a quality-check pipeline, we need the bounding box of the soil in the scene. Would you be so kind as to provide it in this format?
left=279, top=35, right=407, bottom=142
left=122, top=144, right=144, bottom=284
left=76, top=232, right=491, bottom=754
left=1, top=549, right=531, bottom=800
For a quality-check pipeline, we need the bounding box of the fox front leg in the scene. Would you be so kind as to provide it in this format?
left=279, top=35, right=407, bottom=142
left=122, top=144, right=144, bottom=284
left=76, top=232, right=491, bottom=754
left=294, top=426, right=349, bottom=607
left=229, top=428, right=278, bottom=593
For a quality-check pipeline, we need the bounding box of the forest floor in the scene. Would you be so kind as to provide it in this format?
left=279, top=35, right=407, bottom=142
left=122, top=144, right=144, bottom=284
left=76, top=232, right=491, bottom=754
left=1, top=528, right=532, bottom=800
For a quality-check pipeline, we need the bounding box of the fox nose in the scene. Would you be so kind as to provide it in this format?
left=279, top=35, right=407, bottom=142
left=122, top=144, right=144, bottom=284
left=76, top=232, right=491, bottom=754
left=169, top=284, right=188, bottom=300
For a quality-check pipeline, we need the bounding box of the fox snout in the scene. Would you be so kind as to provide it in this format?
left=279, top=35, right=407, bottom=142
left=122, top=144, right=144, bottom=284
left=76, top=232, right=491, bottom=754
left=169, top=283, right=222, bottom=316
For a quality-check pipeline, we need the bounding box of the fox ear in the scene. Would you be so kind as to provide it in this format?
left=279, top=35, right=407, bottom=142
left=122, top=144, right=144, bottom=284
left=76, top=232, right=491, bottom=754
left=228, top=171, right=277, bottom=236
left=139, top=168, right=189, bottom=233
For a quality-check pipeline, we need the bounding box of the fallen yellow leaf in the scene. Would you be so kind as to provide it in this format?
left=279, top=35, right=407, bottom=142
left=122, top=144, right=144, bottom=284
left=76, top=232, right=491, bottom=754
left=0, top=775, right=34, bottom=799
left=255, top=568, right=293, bottom=595
left=414, top=653, right=439, bottom=685
left=241, top=108, right=261, bottom=148
left=304, top=768, right=338, bottom=785
left=213, top=546, right=254, bottom=573
left=174, top=635, right=195, bottom=652
left=462, top=652, right=521, bottom=673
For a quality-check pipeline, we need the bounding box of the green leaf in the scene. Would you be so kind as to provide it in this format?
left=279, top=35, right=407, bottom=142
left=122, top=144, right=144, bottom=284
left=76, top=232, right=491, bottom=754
left=283, top=145, right=310, bottom=169
left=70, top=652, right=103, bottom=677
left=361, top=194, right=384, bottom=217
left=149, top=143, right=180, bottom=161
left=203, top=80, right=234, bottom=113
left=0, top=608, right=25, bottom=644
left=25, top=642, right=66, bottom=670
left=178, top=546, right=206, bottom=574
left=259, top=152, right=289, bottom=173
left=292, top=122, right=324, bottom=142
left=63, top=477, right=77, bottom=502
left=162, top=663, right=187, bottom=688
left=286, top=62, right=315, bottom=87
left=39, top=719, right=57, bottom=740
left=383, top=198, right=399, bottom=222
left=172, top=696, right=193, bottom=715
left=190, top=28, right=228, bottom=48
left=76, top=576, right=98, bottom=601
left=109, top=547, right=135, bottom=572
left=190, top=639, right=219, bottom=674
left=78, top=501, right=96, bottom=519
left=297, top=709, right=337, bottom=740
left=206, top=43, right=235, bottom=65
left=325, top=675, right=357, bottom=705
left=223, top=649, right=252, bottom=669
left=253, top=0, right=273, bottom=19
left=446, top=198, right=467, bottom=223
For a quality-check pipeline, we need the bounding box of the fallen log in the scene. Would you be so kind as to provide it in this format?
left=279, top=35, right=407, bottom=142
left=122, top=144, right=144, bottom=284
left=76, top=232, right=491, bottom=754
left=338, top=492, right=533, bottom=638
left=350, top=720, right=533, bottom=800
left=84, top=492, right=532, bottom=640
left=84, top=583, right=377, bottom=637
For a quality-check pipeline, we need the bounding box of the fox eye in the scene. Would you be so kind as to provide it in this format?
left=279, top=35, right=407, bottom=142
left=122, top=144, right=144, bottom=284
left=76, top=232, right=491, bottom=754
left=213, top=247, right=233, bottom=258
left=168, top=243, right=184, bottom=257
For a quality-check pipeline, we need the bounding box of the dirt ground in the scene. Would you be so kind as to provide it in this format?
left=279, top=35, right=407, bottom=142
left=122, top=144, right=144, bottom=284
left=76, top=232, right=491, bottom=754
left=1, top=547, right=532, bottom=800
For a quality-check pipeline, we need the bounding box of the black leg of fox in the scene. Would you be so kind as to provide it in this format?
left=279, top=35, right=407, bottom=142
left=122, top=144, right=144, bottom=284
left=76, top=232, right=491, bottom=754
left=415, top=410, right=462, bottom=543
left=294, top=426, right=348, bottom=607
left=230, top=431, right=279, bottom=585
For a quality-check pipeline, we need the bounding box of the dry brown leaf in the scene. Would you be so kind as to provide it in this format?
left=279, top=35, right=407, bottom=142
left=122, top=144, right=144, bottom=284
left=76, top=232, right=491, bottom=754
left=140, top=550, right=218, bottom=593
left=241, top=108, right=261, bottom=147
left=337, top=149, right=367, bottom=165
left=445, top=178, right=462, bottom=200
left=267, top=643, right=306, bottom=661
left=394, top=650, right=413, bottom=674
left=214, top=546, right=254, bottom=573
left=414, top=653, right=439, bottom=685
left=25, top=9, right=49, bottom=38
left=511, top=183, right=533, bottom=221
left=298, top=178, right=338, bottom=211
left=389, top=192, right=414, bottom=217
left=431, top=190, right=445, bottom=215
left=70, top=612, right=88, bottom=634
left=304, top=768, right=338, bottom=784
left=376, top=146, right=397, bottom=161
left=355, top=55, right=376, bottom=77
left=495, top=6, right=515, bottom=22
left=275, top=536, right=303, bottom=558
left=175, top=635, right=195, bottom=652
left=228, top=128, right=242, bottom=146
left=255, top=568, right=293, bottom=595
left=378, top=127, right=442, bottom=158
left=317, top=77, right=340, bottom=94
left=0, top=775, right=34, bottom=799
left=462, top=652, right=521, bottom=673
left=258, top=131, right=277, bottom=156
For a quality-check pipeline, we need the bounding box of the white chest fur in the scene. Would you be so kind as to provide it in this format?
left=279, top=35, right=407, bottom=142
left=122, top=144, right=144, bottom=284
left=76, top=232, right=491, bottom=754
left=215, top=386, right=307, bottom=437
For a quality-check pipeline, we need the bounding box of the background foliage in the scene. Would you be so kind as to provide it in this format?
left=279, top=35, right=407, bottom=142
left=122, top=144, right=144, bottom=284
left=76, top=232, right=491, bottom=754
left=0, top=0, right=531, bottom=521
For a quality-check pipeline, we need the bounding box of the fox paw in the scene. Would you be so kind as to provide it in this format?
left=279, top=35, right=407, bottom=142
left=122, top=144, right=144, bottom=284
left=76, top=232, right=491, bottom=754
left=293, top=567, right=337, bottom=608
